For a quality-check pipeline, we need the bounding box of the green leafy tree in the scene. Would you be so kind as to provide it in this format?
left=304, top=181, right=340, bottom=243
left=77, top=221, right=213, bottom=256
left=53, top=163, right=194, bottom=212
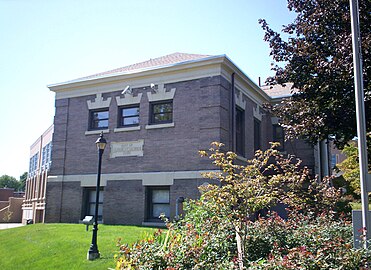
left=199, top=142, right=343, bottom=269
left=337, top=143, right=362, bottom=196
left=19, top=172, right=28, bottom=191
left=260, top=0, right=371, bottom=160
left=0, top=175, right=22, bottom=191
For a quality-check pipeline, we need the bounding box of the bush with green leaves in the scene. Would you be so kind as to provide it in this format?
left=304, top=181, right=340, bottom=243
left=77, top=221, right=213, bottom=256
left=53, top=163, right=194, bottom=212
left=335, top=141, right=371, bottom=199
left=115, top=200, right=236, bottom=269
left=246, top=213, right=369, bottom=269
left=114, top=143, right=365, bottom=270
left=198, top=142, right=349, bottom=268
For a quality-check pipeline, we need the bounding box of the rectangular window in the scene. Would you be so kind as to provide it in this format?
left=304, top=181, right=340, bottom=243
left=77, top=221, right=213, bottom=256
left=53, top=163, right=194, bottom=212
left=89, top=109, right=109, bottom=130
left=48, top=143, right=52, bottom=166
left=35, top=153, right=38, bottom=171
left=42, top=146, right=46, bottom=166
left=236, top=107, right=245, bottom=156
left=273, top=124, right=285, bottom=151
left=29, top=157, right=33, bottom=174
left=119, top=106, right=139, bottom=127
left=150, top=101, right=173, bottom=124
left=46, top=144, right=49, bottom=164
left=29, top=159, right=31, bottom=174
left=29, top=153, right=39, bottom=175
left=147, top=187, right=170, bottom=221
left=41, top=143, right=52, bottom=169
left=46, top=143, right=50, bottom=164
left=254, top=119, right=261, bottom=152
left=85, top=189, right=104, bottom=221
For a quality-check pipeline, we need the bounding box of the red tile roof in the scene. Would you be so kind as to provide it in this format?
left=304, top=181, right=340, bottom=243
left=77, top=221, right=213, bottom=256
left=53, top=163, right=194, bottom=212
left=261, top=83, right=297, bottom=98
left=81, top=52, right=212, bottom=80
left=54, top=52, right=293, bottom=101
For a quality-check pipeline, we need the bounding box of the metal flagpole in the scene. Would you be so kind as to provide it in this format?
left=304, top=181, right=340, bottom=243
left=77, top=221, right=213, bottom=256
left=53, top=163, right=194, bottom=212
left=350, top=0, right=370, bottom=248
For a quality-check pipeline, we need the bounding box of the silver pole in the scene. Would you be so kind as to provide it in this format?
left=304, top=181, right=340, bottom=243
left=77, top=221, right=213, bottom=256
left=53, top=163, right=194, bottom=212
left=350, top=0, right=369, bottom=248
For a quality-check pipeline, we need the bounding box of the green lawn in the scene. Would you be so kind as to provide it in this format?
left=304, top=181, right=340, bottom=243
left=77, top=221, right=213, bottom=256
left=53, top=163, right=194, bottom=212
left=0, top=223, right=156, bottom=270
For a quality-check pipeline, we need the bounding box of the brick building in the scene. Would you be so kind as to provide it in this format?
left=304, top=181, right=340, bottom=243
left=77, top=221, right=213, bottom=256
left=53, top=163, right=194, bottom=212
left=0, top=188, right=24, bottom=223
left=22, top=125, right=53, bottom=223
left=43, top=53, right=323, bottom=225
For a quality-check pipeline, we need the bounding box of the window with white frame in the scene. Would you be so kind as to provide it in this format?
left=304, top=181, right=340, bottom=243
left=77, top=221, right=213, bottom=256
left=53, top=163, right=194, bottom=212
left=29, top=153, right=39, bottom=176
left=41, top=143, right=52, bottom=169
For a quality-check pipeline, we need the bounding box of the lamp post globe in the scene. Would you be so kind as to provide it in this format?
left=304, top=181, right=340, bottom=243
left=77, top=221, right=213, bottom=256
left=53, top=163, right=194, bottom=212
left=95, top=133, right=107, bottom=150
left=87, top=132, right=106, bottom=260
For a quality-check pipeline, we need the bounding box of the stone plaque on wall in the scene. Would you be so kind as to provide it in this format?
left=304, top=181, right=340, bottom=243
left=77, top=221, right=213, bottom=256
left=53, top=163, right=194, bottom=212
left=110, top=140, right=144, bottom=158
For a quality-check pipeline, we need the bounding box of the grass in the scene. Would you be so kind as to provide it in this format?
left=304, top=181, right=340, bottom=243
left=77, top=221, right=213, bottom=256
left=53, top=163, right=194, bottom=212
left=0, top=223, right=157, bottom=270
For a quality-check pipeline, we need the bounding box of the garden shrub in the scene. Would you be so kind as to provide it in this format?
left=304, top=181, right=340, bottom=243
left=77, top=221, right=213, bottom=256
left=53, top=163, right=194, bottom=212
left=115, top=199, right=237, bottom=269
left=114, top=143, right=367, bottom=270
left=247, top=213, right=369, bottom=269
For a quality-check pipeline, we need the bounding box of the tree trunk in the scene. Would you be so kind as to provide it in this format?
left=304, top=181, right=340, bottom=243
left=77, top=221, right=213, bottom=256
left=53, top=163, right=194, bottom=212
left=235, top=227, right=244, bottom=270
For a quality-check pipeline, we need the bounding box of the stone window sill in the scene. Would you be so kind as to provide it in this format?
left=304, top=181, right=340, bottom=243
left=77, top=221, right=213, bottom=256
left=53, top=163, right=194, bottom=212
left=114, top=126, right=141, bottom=133
left=145, top=123, right=175, bottom=130
left=85, top=129, right=110, bottom=135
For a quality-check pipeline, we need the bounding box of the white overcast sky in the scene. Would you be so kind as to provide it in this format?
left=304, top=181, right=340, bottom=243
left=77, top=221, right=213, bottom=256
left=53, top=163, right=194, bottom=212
left=0, top=0, right=295, bottom=178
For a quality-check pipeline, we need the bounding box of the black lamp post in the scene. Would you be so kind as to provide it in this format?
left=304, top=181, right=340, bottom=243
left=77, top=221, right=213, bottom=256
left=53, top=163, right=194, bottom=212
left=87, top=132, right=107, bottom=260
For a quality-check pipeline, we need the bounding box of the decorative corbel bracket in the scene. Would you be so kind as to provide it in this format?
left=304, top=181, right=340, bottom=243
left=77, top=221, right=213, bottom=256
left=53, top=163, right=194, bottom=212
left=235, top=91, right=246, bottom=110
left=253, top=105, right=263, bottom=121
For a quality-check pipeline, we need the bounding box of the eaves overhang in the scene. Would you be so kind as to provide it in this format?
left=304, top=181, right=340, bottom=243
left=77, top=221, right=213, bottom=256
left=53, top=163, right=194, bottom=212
left=220, top=55, right=272, bottom=104
left=269, top=94, right=293, bottom=103
left=47, top=54, right=275, bottom=105
left=47, top=54, right=226, bottom=91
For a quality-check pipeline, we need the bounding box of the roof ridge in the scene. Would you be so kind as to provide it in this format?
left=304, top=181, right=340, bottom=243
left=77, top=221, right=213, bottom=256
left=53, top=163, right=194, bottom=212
left=80, top=52, right=212, bottom=80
